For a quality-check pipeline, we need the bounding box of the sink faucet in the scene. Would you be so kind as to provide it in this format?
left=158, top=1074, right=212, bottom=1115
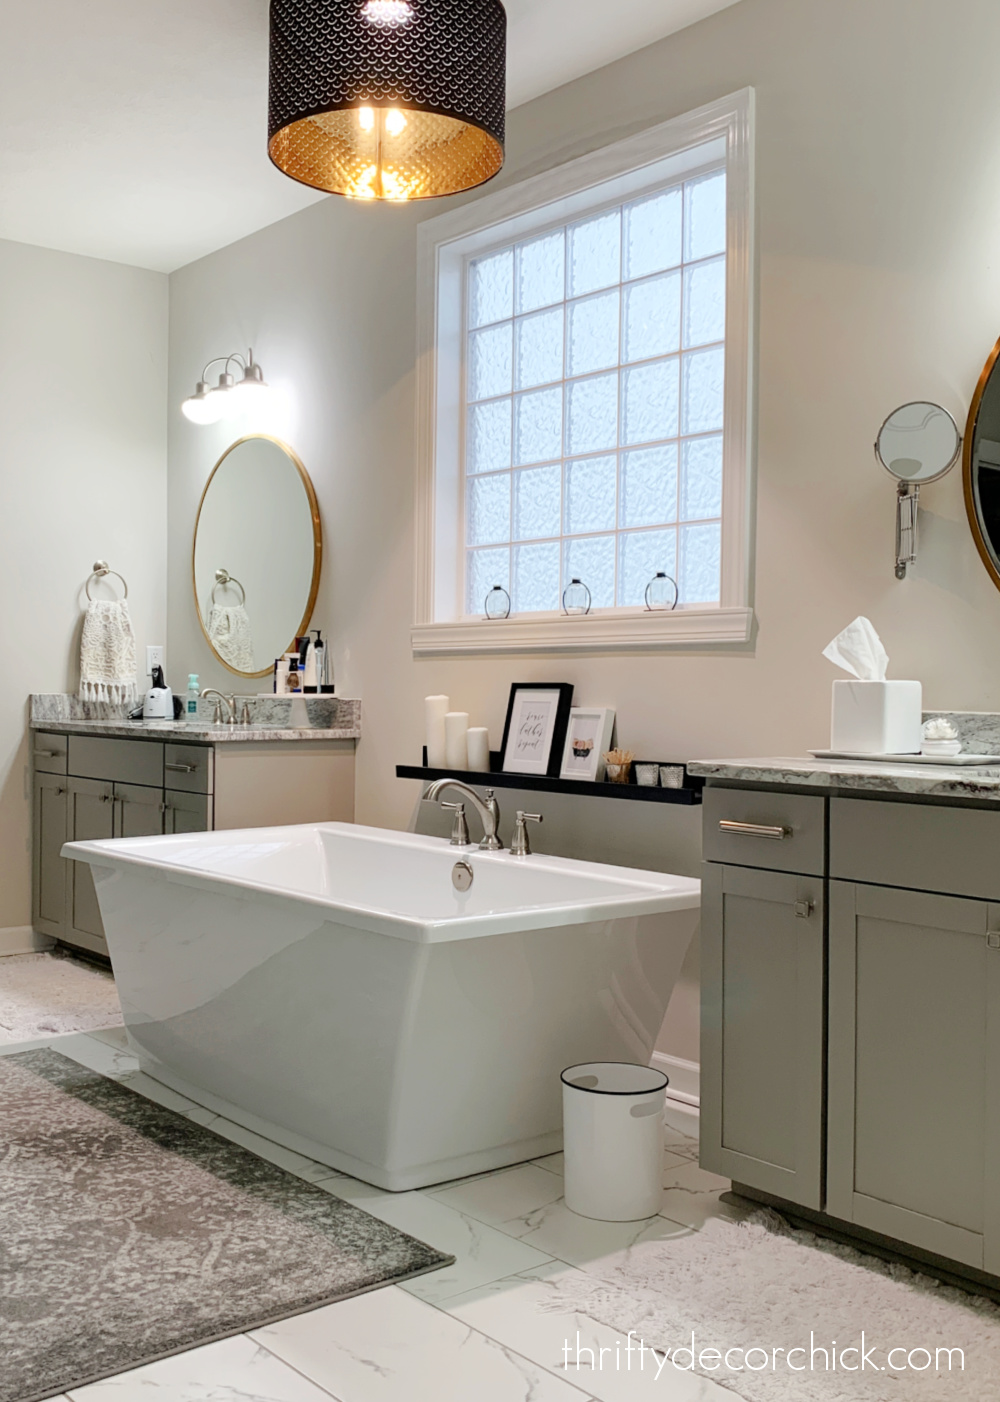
left=201, top=689, right=237, bottom=725
left=424, top=779, right=503, bottom=851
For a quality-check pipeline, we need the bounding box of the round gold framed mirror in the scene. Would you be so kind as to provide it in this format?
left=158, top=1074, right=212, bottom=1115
left=192, top=435, right=322, bottom=677
left=964, top=336, right=1000, bottom=593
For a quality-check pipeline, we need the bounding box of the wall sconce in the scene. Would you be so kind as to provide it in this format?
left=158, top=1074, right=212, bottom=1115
left=182, top=349, right=269, bottom=425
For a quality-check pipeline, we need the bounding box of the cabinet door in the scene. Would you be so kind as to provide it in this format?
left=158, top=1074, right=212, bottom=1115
left=701, top=863, right=825, bottom=1208
left=33, top=772, right=68, bottom=937
left=114, top=783, right=165, bottom=839
left=163, top=789, right=212, bottom=834
left=829, top=881, right=1000, bottom=1271
left=65, top=777, right=114, bottom=956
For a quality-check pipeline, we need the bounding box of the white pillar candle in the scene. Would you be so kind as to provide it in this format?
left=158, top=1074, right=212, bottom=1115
left=467, top=727, right=490, bottom=772
left=445, top=712, right=470, bottom=770
left=425, top=695, right=449, bottom=768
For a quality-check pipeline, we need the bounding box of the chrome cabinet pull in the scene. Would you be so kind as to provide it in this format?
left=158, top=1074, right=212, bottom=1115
left=718, top=819, right=791, bottom=840
left=165, top=762, right=198, bottom=774
left=33, top=749, right=61, bottom=759
left=794, top=901, right=814, bottom=920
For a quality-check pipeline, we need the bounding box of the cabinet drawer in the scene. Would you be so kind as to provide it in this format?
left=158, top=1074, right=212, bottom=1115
left=68, top=735, right=164, bottom=788
left=163, top=743, right=213, bottom=794
left=831, top=797, right=1000, bottom=901
left=32, top=732, right=68, bottom=774
left=703, top=788, right=826, bottom=875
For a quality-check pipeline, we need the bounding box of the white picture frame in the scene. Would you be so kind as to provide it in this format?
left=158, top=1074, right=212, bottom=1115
left=560, top=708, right=617, bottom=782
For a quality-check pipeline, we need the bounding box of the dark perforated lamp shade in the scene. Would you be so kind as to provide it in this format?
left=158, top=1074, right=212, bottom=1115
left=268, top=0, right=506, bottom=201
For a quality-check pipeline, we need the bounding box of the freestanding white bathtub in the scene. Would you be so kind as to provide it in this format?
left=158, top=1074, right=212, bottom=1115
left=64, top=823, right=701, bottom=1190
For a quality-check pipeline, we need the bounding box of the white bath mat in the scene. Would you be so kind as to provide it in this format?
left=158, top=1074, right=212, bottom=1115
left=0, top=952, right=122, bottom=1043
left=545, top=1206, right=1000, bottom=1399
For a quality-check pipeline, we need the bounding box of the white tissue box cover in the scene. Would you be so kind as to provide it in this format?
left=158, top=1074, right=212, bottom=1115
left=830, top=680, right=923, bottom=755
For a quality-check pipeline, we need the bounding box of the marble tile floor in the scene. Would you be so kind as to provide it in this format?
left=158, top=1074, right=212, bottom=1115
left=3, top=1028, right=730, bottom=1402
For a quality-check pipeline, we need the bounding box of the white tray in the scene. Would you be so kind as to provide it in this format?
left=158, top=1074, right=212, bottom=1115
left=810, top=750, right=999, bottom=767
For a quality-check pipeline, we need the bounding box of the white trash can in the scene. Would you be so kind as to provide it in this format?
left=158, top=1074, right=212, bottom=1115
left=561, top=1062, right=668, bottom=1221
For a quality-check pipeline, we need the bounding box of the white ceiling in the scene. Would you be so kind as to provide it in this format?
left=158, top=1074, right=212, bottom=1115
left=0, top=0, right=741, bottom=273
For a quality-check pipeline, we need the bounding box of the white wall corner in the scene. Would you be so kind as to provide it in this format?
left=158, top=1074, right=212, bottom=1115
left=651, top=1051, right=700, bottom=1108
left=0, top=927, right=54, bottom=957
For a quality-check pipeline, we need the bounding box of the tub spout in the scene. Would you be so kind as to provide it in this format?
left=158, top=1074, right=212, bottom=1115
left=424, top=779, right=503, bottom=851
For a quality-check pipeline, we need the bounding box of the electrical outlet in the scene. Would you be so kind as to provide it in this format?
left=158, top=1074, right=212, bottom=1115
left=146, top=645, right=164, bottom=677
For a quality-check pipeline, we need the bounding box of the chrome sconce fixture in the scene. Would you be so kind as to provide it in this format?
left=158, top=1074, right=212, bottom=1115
left=267, top=0, right=506, bottom=203
left=181, top=349, right=269, bottom=425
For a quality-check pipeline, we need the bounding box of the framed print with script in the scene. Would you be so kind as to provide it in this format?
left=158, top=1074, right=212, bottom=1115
left=500, top=683, right=574, bottom=777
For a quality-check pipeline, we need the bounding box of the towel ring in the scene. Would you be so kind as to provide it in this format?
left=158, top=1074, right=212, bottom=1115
left=212, top=568, right=246, bottom=606
left=85, top=560, right=128, bottom=600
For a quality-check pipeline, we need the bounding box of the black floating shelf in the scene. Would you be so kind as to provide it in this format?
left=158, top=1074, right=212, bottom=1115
left=396, top=757, right=704, bottom=806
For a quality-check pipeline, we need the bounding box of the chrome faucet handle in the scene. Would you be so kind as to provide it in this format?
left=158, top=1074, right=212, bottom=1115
left=240, top=700, right=252, bottom=726
left=510, top=811, right=543, bottom=857
left=441, top=801, right=471, bottom=847
left=480, top=788, right=503, bottom=851
left=212, top=698, right=223, bottom=724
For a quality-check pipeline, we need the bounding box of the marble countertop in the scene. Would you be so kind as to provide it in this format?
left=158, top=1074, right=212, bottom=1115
left=29, top=693, right=361, bottom=744
left=687, top=755, right=1000, bottom=802
left=30, top=717, right=360, bottom=743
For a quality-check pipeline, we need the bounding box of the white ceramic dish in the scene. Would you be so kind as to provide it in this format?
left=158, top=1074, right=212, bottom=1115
left=810, top=749, right=999, bottom=767
left=63, top=822, right=700, bottom=1191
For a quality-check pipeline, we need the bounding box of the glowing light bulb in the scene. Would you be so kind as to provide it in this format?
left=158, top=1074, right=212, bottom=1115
left=358, top=106, right=375, bottom=132
left=384, top=108, right=407, bottom=137
left=363, top=0, right=413, bottom=26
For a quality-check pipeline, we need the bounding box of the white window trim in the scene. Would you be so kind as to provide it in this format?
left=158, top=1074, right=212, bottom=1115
left=413, top=88, right=755, bottom=656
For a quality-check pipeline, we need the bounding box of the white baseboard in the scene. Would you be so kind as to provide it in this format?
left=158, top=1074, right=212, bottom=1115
left=651, top=1052, right=700, bottom=1108
left=0, top=926, right=55, bottom=957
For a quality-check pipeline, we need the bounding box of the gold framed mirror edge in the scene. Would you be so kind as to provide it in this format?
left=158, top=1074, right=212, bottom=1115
left=963, top=335, right=1000, bottom=595
left=191, top=433, right=323, bottom=680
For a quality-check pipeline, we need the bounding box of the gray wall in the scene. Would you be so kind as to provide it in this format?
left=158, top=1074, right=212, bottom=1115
left=0, top=238, right=167, bottom=933
left=167, top=0, right=1000, bottom=1060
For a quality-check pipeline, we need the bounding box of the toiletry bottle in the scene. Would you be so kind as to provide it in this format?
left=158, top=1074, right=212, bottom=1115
left=287, top=658, right=302, bottom=693
left=186, top=674, right=200, bottom=722
left=274, top=657, right=287, bottom=695
left=303, top=634, right=318, bottom=692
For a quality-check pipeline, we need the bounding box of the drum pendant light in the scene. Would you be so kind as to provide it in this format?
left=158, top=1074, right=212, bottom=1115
left=268, top=0, right=507, bottom=202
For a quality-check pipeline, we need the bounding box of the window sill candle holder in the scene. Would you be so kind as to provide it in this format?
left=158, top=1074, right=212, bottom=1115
left=645, top=572, right=679, bottom=611
left=562, top=578, right=592, bottom=616
left=485, top=584, right=511, bottom=620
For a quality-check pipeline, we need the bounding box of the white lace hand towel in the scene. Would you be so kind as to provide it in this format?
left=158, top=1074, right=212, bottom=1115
left=79, top=599, right=138, bottom=703
left=207, top=604, right=255, bottom=673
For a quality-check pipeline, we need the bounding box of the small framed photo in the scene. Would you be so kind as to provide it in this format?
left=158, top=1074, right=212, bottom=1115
left=501, top=683, right=574, bottom=777
left=560, top=708, right=616, bottom=782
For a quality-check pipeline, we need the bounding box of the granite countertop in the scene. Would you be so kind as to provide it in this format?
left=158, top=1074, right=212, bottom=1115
left=30, top=694, right=361, bottom=744
left=687, top=755, right=1000, bottom=803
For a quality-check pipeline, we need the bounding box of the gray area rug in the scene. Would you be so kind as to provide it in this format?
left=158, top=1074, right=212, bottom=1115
left=544, top=1204, right=1000, bottom=1399
left=0, top=951, right=123, bottom=1042
left=0, top=1049, right=453, bottom=1402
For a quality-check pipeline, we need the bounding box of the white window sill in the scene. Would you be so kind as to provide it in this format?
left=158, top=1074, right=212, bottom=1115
left=411, top=606, right=754, bottom=656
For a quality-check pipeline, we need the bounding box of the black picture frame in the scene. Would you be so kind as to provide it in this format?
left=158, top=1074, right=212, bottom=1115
left=500, top=683, right=575, bottom=778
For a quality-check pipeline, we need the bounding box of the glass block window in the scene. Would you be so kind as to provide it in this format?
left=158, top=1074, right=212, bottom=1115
left=463, top=168, right=726, bottom=616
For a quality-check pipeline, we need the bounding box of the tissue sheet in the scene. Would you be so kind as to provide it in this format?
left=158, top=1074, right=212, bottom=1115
left=823, top=616, right=889, bottom=682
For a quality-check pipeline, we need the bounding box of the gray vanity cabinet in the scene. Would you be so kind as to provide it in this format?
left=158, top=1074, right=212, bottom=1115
left=163, top=790, right=212, bottom=834
left=32, top=772, right=69, bottom=938
left=65, top=777, right=116, bottom=955
left=700, top=862, right=825, bottom=1209
left=115, top=782, right=166, bottom=839
left=827, top=881, right=1000, bottom=1270
left=32, top=727, right=353, bottom=957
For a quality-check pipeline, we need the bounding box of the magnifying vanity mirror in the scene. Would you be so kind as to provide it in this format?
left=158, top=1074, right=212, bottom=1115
left=963, top=338, right=1000, bottom=593
left=875, top=401, right=962, bottom=579
left=193, top=435, right=322, bottom=677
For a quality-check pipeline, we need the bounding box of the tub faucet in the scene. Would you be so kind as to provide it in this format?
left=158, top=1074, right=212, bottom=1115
left=424, top=779, right=502, bottom=851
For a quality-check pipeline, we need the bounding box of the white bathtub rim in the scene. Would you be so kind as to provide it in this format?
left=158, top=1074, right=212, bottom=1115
left=63, top=822, right=701, bottom=945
